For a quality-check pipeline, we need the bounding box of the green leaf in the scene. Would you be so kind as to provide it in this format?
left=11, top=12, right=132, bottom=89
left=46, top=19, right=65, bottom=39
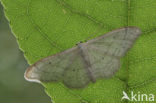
left=0, top=3, right=2, bottom=21
left=1, top=0, right=156, bottom=103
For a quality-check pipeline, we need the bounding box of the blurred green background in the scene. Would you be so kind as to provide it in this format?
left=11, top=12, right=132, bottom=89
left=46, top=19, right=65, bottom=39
left=0, top=3, right=51, bottom=103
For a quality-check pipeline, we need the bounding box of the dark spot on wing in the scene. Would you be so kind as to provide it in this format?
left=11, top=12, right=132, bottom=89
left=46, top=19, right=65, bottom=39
left=113, top=36, right=116, bottom=39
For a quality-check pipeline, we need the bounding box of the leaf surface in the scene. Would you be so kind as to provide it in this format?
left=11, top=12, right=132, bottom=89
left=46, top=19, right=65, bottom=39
left=1, top=0, right=156, bottom=103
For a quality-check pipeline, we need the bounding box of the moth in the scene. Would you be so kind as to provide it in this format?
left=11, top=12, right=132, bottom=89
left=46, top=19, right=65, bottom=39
left=25, top=27, right=141, bottom=88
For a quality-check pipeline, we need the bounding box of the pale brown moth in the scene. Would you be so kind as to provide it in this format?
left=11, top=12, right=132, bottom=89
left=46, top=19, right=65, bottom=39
left=25, top=27, right=142, bottom=88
